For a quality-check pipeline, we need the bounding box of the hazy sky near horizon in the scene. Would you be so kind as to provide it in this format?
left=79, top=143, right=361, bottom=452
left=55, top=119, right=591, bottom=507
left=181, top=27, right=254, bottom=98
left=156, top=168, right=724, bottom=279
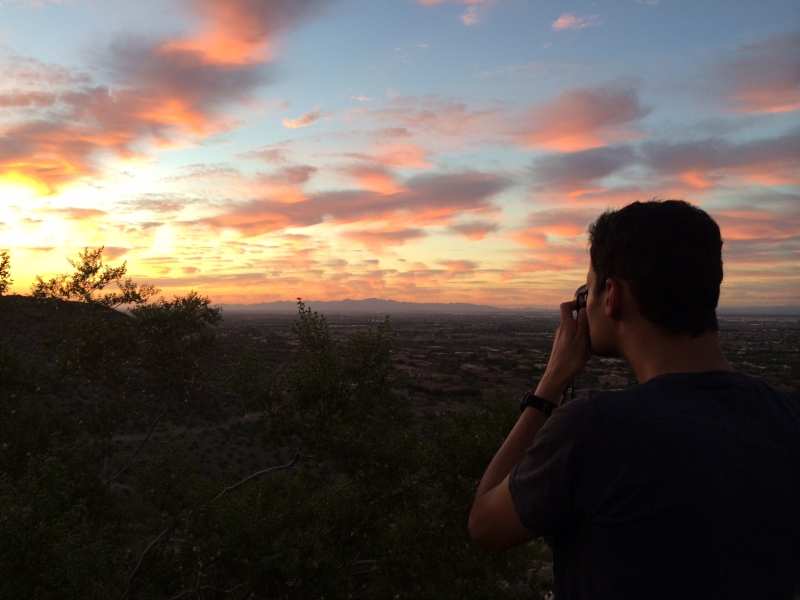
left=1, top=0, right=798, bottom=307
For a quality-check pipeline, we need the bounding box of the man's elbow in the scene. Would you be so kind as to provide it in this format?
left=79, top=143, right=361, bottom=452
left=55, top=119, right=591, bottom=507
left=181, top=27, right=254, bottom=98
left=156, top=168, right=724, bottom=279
left=469, top=491, right=539, bottom=553
left=468, top=506, right=507, bottom=554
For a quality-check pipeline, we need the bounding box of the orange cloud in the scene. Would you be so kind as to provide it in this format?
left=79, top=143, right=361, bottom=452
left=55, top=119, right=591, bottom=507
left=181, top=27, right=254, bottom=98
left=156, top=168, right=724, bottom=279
left=508, top=243, right=589, bottom=275
left=161, top=0, right=330, bottom=65
left=510, top=208, right=600, bottom=251
left=510, top=229, right=548, bottom=249
left=516, top=81, right=649, bottom=151
left=0, top=1, right=331, bottom=191
left=345, top=164, right=405, bottom=195
left=441, top=260, right=478, bottom=272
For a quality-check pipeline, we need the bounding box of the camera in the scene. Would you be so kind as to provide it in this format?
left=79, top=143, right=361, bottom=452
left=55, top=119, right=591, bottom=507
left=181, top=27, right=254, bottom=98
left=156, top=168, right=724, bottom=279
left=574, top=284, right=587, bottom=311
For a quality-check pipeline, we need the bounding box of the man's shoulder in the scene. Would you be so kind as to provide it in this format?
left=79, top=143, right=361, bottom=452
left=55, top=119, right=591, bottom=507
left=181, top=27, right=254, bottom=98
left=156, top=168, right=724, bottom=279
left=557, top=370, right=800, bottom=429
left=569, top=370, right=798, bottom=403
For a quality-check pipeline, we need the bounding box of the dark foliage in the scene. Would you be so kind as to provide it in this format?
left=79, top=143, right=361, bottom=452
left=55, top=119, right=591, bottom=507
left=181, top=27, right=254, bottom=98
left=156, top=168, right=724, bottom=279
left=0, top=289, right=550, bottom=599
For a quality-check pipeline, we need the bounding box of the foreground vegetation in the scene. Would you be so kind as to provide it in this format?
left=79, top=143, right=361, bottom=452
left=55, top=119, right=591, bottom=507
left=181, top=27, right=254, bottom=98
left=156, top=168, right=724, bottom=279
left=0, top=250, right=551, bottom=599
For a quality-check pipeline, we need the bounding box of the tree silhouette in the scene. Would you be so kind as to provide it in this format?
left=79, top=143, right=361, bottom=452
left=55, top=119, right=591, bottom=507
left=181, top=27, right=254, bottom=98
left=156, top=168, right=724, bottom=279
left=0, top=251, right=11, bottom=295
left=31, top=247, right=158, bottom=308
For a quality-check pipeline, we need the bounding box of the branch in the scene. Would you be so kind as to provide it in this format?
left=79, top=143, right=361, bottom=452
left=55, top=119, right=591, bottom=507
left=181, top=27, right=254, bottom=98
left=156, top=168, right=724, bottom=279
left=124, top=529, right=168, bottom=597
left=92, top=386, right=109, bottom=413
left=368, top=479, right=420, bottom=507
left=212, top=450, right=300, bottom=503
left=167, top=591, right=192, bottom=600
left=200, top=583, right=246, bottom=595
left=108, top=403, right=168, bottom=483
left=352, top=566, right=380, bottom=576
left=330, top=478, right=352, bottom=497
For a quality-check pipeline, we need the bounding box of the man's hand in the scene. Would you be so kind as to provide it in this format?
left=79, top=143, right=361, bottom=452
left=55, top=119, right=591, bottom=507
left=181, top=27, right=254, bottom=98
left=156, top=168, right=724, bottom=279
left=535, top=301, right=591, bottom=403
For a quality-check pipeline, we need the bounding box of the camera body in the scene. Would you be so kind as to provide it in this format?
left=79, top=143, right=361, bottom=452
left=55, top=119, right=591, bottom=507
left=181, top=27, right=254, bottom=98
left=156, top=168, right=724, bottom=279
left=574, top=284, right=588, bottom=311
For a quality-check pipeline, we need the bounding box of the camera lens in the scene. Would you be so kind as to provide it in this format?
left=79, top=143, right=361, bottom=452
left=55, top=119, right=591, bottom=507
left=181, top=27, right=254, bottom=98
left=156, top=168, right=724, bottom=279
left=574, top=284, right=587, bottom=310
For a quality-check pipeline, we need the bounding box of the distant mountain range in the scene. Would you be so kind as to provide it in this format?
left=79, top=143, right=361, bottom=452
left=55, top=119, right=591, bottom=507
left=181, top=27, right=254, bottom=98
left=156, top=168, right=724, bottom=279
left=217, top=298, right=800, bottom=316
left=219, top=298, right=543, bottom=314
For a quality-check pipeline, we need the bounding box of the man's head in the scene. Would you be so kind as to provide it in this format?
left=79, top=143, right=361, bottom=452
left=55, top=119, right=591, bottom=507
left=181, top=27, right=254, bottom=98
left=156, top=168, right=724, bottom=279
left=587, top=200, right=723, bottom=338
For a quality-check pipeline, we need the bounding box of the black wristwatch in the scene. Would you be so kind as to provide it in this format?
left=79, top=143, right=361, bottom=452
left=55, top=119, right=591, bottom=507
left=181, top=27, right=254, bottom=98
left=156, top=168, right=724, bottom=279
left=519, top=391, right=558, bottom=415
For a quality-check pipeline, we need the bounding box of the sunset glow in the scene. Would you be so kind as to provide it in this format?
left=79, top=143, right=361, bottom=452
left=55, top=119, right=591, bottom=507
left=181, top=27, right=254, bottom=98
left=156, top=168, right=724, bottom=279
left=1, top=0, right=797, bottom=308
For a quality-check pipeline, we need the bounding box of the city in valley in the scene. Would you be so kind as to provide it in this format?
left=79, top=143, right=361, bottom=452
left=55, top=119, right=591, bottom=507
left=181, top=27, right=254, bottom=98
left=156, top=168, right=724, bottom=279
left=8, top=298, right=796, bottom=481
left=219, top=309, right=799, bottom=413
left=172, top=308, right=795, bottom=477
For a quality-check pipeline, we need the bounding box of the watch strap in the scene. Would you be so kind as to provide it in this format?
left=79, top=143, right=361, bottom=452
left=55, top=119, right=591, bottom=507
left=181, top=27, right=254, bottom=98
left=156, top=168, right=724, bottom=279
left=519, top=391, right=558, bottom=415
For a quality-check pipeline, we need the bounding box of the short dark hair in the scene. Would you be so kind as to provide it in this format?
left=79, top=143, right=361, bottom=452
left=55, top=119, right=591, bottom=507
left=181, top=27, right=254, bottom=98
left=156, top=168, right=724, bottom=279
left=588, top=200, right=723, bottom=336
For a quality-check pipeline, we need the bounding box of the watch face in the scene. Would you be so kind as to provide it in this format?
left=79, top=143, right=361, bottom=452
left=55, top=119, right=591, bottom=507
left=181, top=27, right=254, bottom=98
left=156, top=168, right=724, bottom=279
left=520, top=392, right=555, bottom=415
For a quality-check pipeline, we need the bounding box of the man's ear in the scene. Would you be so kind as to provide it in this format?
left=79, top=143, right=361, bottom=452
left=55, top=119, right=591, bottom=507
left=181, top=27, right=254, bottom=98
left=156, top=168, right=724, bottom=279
left=604, top=278, right=624, bottom=320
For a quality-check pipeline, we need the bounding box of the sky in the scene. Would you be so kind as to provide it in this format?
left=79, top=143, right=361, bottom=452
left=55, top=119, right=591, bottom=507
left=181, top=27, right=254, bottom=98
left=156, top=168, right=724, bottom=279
left=0, top=0, right=798, bottom=308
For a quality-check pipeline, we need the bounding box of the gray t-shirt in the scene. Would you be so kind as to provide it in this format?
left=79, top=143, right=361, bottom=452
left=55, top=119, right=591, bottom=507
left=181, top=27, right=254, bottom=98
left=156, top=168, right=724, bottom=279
left=509, top=371, right=800, bottom=600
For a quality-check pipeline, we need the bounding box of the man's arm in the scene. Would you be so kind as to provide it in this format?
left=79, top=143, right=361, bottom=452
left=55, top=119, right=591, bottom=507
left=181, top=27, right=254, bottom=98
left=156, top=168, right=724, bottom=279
left=468, top=301, right=590, bottom=553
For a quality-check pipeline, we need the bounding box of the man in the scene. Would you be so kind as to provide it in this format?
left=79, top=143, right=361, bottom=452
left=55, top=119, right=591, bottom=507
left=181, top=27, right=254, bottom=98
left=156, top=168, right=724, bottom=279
left=469, top=200, right=800, bottom=599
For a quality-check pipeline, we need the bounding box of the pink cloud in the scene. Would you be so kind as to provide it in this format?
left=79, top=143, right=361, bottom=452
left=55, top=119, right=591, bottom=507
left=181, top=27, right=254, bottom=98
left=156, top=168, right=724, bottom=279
left=460, top=5, right=484, bottom=26
left=122, top=193, right=188, bottom=213
left=0, top=91, right=57, bottom=109
left=103, top=247, right=132, bottom=260
left=531, top=145, right=637, bottom=194
left=43, top=207, right=108, bottom=220
left=641, top=131, right=800, bottom=188
left=349, top=93, right=500, bottom=141
left=416, top=0, right=490, bottom=5
left=447, top=220, right=499, bottom=240
left=196, top=170, right=509, bottom=236
left=713, top=205, right=800, bottom=242
left=236, top=145, right=291, bottom=164
left=551, top=13, right=600, bottom=32
left=282, top=107, right=332, bottom=129
left=710, top=32, right=800, bottom=114
left=527, top=129, right=800, bottom=199
left=341, top=228, right=428, bottom=248
left=344, top=142, right=430, bottom=169
left=516, top=80, right=650, bottom=151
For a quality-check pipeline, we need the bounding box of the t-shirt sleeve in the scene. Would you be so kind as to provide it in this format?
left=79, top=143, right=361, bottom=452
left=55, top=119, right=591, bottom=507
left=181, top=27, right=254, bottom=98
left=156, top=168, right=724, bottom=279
left=508, top=398, right=596, bottom=535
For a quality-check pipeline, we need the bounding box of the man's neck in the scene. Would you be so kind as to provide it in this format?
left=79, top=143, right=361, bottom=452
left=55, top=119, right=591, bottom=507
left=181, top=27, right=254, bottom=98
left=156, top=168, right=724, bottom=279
left=619, top=325, right=734, bottom=384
